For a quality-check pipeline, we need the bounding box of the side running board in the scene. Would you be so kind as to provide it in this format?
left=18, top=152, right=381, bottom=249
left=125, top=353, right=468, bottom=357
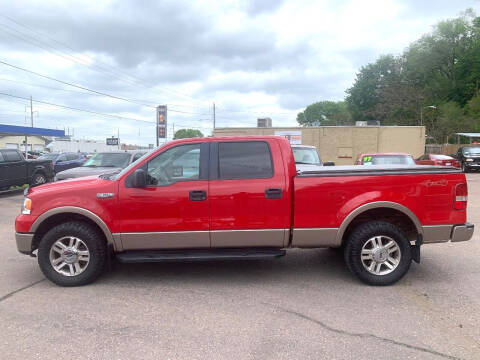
left=116, top=248, right=286, bottom=263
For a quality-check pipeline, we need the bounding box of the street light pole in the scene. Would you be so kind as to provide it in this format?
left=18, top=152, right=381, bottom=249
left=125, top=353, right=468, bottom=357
left=420, top=105, right=436, bottom=126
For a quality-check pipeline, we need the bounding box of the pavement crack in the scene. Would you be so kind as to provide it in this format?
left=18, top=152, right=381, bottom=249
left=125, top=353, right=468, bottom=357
left=0, top=279, right=45, bottom=303
left=263, top=302, right=464, bottom=360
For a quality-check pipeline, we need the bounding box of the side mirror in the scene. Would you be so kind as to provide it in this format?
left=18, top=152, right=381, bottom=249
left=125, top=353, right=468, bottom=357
left=323, top=162, right=335, bottom=166
left=132, top=169, right=146, bottom=188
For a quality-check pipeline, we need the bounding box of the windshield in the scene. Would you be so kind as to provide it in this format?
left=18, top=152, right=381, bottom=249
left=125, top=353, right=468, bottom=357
left=292, top=147, right=321, bottom=165
left=83, top=152, right=131, bottom=168
left=37, top=153, right=59, bottom=160
left=462, top=147, right=480, bottom=156
left=363, top=155, right=415, bottom=165
left=112, top=150, right=153, bottom=180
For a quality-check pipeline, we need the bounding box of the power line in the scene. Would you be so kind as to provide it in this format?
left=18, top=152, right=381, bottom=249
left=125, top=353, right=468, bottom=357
left=0, top=61, right=213, bottom=115
left=0, top=92, right=155, bottom=123
left=0, top=14, right=206, bottom=104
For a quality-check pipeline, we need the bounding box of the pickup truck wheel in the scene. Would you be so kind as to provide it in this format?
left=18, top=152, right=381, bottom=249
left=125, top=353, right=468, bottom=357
left=344, top=221, right=412, bottom=286
left=37, top=221, right=106, bottom=286
left=31, top=173, right=47, bottom=186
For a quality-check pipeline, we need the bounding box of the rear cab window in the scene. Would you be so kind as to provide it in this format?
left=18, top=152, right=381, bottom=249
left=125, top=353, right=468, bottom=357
left=218, top=141, right=273, bottom=179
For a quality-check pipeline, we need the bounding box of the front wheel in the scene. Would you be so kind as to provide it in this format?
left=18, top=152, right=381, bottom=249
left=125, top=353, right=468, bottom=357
left=38, top=221, right=106, bottom=286
left=344, top=221, right=412, bottom=286
left=462, top=163, right=469, bottom=173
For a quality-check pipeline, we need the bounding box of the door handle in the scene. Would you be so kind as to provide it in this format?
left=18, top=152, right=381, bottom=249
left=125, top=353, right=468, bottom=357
left=265, top=188, right=282, bottom=199
left=189, top=190, right=207, bottom=201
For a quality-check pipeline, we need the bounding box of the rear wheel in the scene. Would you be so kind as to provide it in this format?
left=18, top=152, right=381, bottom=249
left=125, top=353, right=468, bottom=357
left=38, top=221, right=106, bottom=286
left=344, top=221, right=412, bottom=286
left=31, top=172, right=47, bottom=186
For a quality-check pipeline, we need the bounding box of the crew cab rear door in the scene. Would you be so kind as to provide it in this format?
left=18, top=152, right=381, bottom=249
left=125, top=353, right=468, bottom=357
left=208, top=139, right=289, bottom=248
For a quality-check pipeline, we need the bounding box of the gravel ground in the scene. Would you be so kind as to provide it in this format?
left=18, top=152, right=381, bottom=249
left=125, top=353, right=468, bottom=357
left=0, top=174, right=479, bottom=359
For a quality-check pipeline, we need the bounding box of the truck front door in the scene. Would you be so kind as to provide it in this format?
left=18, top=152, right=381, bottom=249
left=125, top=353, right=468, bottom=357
left=208, top=140, right=290, bottom=248
left=118, top=142, right=210, bottom=250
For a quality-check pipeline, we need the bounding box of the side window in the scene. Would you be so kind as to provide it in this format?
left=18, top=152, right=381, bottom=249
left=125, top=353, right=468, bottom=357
left=147, top=144, right=201, bottom=186
left=218, top=141, right=273, bottom=179
left=4, top=151, right=22, bottom=162
left=0, top=152, right=4, bottom=163
left=57, top=154, right=67, bottom=162
left=66, top=153, right=78, bottom=161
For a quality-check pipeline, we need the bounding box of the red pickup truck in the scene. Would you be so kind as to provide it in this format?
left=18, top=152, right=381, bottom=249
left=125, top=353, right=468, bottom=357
left=15, top=136, right=474, bottom=287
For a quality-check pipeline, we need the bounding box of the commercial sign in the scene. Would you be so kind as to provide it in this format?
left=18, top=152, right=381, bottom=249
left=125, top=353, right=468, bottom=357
left=157, top=105, right=167, bottom=139
left=106, top=137, right=119, bottom=146
left=274, top=130, right=302, bottom=145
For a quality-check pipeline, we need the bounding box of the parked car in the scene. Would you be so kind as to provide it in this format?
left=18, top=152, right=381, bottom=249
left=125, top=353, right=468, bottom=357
left=355, top=153, right=416, bottom=165
left=0, top=149, right=54, bottom=190
left=415, top=154, right=460, bottom=167
left=291, top=145, right=334, bottom=172
left=15, top=136, right=473, bottom=287
left=37, top=152, right=86, bottom=173
left=455, top=146, right=480, bottom=172
left=54, top=150, right=146, bottom=180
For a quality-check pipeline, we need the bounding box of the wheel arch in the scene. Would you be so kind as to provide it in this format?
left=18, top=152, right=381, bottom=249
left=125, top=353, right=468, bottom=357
left=337, top=201, right=423, bottom=245
left=30, top=207, right=115, bottom=251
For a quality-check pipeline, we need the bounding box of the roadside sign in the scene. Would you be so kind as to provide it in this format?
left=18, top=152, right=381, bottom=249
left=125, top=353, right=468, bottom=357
left=275, top=130, right=302, bottom=144
left=106, top=137, right=119, bottom=146
left=157, top=105, right=167, bottom=139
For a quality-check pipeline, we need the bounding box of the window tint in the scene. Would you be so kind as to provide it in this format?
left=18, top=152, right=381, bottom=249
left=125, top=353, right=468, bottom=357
left=218, top=141, right=273, bottom=179
left=0, top=152, right=4, bottom=163
left=66, top=153, right=78, bottom=161
left=147, top=144, right=201, bottom=186
left=57, top=154, right=67, bottom=162
left=4, top=150, right=22, bottom=162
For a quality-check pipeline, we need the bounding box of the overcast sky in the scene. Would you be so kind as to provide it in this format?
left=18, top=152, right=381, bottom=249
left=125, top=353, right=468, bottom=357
left=0, top=0, right=478, bottom=146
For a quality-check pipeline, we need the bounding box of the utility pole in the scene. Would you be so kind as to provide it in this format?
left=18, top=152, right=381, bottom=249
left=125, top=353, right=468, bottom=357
left=172, top=122, right=175, bottom=139
left=24, top=96, right=34, bottom=159
left=213, top=102, right=216, bottom=131
left=118, top=128, right=120, bottom=150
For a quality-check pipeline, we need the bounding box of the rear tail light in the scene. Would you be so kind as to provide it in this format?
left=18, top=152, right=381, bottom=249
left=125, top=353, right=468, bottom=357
left=454, top=183, right=468, bottom=210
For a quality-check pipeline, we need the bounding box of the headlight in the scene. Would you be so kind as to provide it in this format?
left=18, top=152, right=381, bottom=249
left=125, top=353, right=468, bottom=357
left=466, top=158, right=474, bottom=162
left=22, top=197, right=32, bottom=215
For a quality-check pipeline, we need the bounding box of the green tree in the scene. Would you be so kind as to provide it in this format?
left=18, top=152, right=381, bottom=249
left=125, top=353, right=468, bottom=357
left=173, top=129, right=204, bottom=139
left=297, top=101, right=352, bottom=126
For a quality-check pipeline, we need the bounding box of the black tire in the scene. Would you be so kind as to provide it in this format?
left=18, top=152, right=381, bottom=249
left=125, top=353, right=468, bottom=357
left=462, top=163, right=469, bottom=173
left=344, top=221, right=412, bottom=286
left=37, top=221, right=106, bottom=286
left=31, top=172, right=47, bottom=186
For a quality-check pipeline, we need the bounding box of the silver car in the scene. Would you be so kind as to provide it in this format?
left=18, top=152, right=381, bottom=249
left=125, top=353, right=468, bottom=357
left=55, top=151, right=146, bottom=181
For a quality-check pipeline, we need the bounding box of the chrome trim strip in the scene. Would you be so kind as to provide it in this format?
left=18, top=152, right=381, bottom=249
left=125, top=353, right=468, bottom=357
left=292, top=228, right=339, bottom=248
left=119, top=230, right=210, bottom=250
left=210, top=229, right=286, bottom=248
left=30, top=206, right=115, bottom=248
left=451, top=223, right=474, bottom=242
left=298, top=165, right=461, bottom=178
left=422, top=225, right=453, bottom=243
left=336, top=201, right=423, bottom=244
left=16, top=232, right=34, bottom=254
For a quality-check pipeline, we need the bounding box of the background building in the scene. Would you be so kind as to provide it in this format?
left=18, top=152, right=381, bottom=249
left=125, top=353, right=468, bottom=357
left=0, top=134, right=48, bottom=151
left=213, top=126, right=426, bottom=165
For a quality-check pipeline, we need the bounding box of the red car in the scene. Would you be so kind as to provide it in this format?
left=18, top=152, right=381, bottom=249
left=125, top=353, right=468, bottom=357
left=355, top=153, right=416, bottom=165
left=416, top=154, right=460, bottom=168
left=15, top=136, right=473, bottom=287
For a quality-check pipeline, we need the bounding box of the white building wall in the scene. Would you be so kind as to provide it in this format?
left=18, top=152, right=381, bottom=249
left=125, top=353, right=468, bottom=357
left=47, top=139, right=118, bottom=153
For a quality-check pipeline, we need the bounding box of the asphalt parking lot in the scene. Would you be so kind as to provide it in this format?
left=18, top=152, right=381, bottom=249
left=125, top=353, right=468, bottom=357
left=0, top=175, right=479, bottom=360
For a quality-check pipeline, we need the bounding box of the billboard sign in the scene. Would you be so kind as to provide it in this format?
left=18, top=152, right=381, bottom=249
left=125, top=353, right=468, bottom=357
left=275, top=130, right=302, bottom=145
left=106, top=137, right=119, bottom=146
left=157, top=105, right=167, bottom=139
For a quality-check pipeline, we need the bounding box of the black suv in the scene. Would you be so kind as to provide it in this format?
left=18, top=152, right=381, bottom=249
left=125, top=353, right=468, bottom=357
left=456, top=146, right=480, bottom=172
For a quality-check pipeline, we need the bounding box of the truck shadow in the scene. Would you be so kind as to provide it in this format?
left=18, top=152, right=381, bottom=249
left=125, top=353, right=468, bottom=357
left=101, top=248, right=356, bottom=286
